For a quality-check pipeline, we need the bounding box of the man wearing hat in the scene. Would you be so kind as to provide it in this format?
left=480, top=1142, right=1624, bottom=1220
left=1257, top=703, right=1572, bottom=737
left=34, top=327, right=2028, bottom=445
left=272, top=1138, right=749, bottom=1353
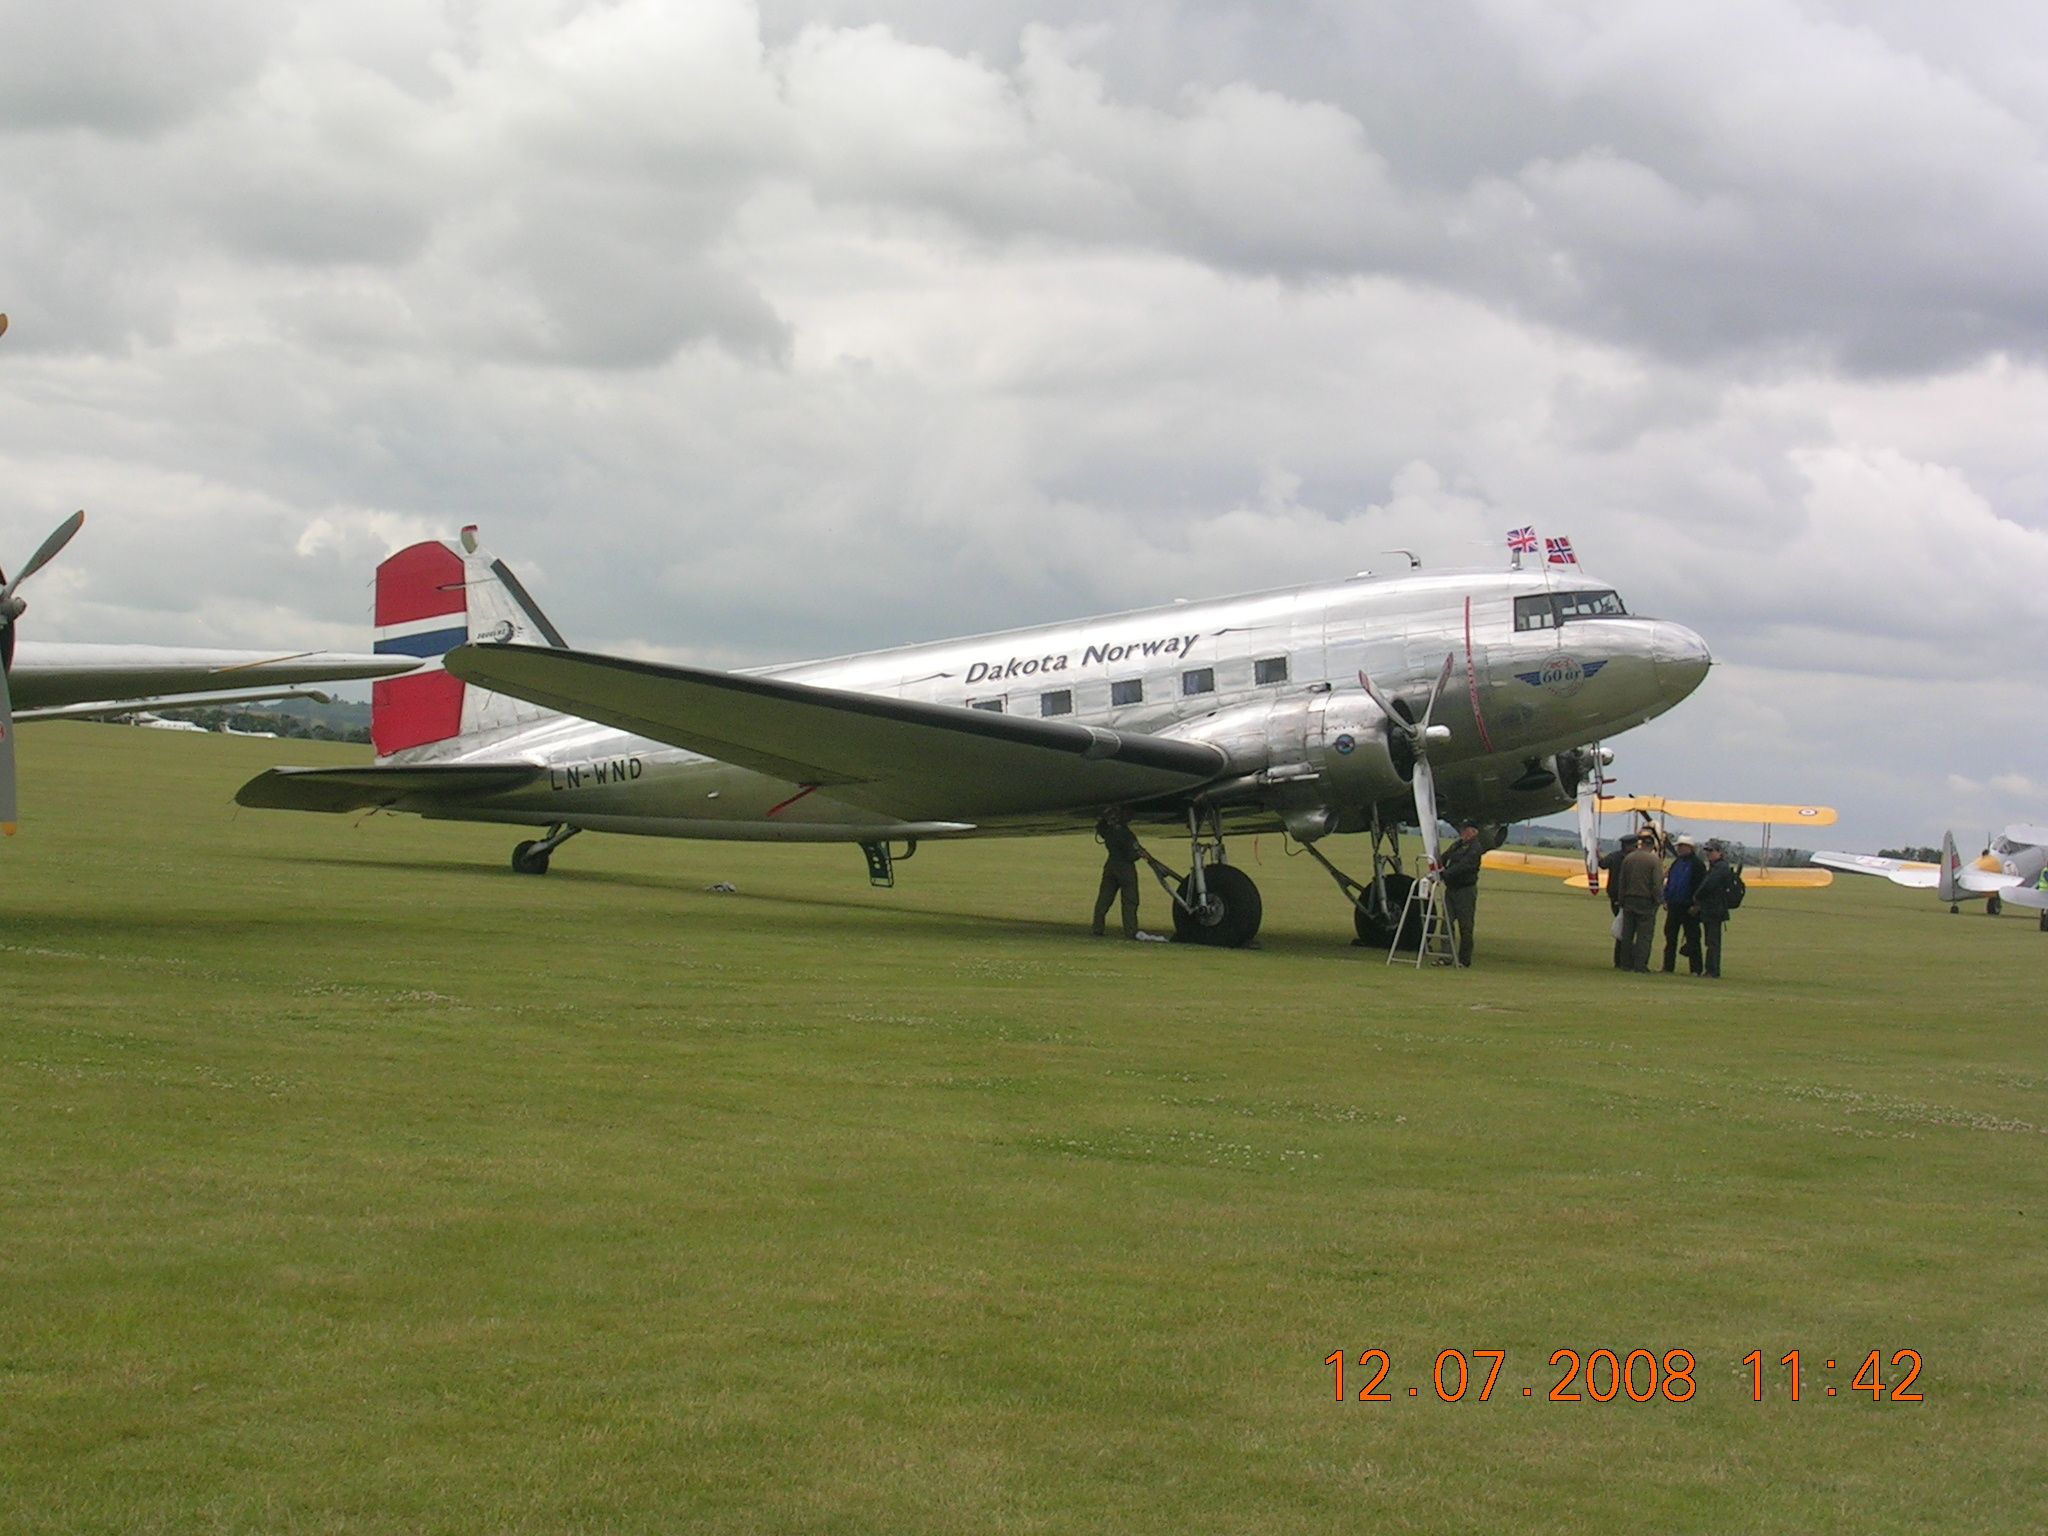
left=1692, top=839, right=1737, bottom=978
left=1615, top=828, right=1666, bottom=973
left=1437, top=819, right=1485, bottom=966
left=1660, top=832, right=1708, bottom=974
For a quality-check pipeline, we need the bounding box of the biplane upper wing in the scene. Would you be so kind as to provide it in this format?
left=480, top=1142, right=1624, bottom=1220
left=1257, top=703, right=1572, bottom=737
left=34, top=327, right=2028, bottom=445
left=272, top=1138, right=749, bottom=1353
left=441, top=643, right=1229, bottom=821
left=1597, top=796, right=1837, bottom=827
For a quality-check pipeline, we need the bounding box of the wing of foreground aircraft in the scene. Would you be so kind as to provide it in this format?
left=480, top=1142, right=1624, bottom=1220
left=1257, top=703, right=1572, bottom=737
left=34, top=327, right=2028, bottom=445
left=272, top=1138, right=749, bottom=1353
left=438, top=643, right=1229, bottom=822
left=2, top=510, right=418, bottom=834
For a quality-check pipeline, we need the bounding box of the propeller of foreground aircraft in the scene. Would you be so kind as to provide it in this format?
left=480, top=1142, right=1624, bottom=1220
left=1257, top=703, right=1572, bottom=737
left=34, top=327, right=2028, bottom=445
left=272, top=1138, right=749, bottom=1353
left=1359, top=653, right=1456, bottom=874
left=0, top=511, right=86, bottom=834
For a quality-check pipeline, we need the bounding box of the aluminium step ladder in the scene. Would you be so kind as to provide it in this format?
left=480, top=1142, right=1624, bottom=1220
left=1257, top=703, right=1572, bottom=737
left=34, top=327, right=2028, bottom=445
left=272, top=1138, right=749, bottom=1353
left=1387, top=872, right=1458, bottom=968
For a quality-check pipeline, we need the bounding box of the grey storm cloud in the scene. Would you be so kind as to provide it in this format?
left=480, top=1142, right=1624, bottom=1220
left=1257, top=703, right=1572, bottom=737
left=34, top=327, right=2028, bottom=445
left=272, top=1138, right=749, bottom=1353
left=3, top=0, right=2047, bottom=848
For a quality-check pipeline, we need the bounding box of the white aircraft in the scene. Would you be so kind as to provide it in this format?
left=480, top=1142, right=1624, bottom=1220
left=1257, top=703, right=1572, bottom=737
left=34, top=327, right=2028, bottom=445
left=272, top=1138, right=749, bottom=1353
left=239, top=528, right=1715, bottom=947
left=2, top=511, right=418, bottom=834
left=1815, top=828, right=2048, bottom=920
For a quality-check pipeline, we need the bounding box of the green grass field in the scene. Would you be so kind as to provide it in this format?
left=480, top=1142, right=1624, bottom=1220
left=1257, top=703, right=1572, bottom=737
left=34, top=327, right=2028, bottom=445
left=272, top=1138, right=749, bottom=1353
left=3, top=723, right=2043, bottom=1533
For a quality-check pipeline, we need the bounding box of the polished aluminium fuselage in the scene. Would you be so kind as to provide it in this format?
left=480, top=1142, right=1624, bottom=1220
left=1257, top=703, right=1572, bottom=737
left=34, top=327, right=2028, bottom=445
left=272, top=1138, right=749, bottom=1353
left=405, top=565, right=1712, bottom=842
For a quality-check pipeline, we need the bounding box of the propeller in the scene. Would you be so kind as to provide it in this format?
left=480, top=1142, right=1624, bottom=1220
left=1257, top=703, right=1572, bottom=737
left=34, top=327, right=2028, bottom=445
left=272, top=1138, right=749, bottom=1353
left=1, top=510, right=86, bottom=834
left=1360, top=653, right=1455, bottom=872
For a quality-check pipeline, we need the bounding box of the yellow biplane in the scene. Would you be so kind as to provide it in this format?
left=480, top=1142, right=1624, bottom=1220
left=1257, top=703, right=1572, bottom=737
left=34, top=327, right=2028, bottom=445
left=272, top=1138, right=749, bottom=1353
left=1485, top=795, right=1837, bottom=891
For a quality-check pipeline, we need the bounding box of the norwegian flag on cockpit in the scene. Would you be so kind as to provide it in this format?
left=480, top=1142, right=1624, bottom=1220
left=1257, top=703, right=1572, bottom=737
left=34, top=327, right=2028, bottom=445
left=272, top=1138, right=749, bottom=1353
left=1545, top=536, right=1577, bottom=565
left=1507, top=526, right=1538, bottom=553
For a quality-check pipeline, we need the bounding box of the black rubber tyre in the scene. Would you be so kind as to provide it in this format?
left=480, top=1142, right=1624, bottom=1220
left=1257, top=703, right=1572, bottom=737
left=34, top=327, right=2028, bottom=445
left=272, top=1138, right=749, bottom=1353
left=1354, top=872, right=1421, bottom=950
left=1171, top=865, right=1264, bottom=948
left=511, top=840, right=552, bottom=876
left=1986, top=894, right=2002, bottom=917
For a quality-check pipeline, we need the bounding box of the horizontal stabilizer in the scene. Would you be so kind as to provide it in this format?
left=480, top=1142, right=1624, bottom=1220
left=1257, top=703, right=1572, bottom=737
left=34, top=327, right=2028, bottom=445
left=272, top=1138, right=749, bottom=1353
left=236, top=763, right=543, bottom=814
left=2001, top=885, right=2048, bottom=912
left=1599, top=795, right=1836, bottom=827
left=442, top=644, right=1228, bottom=821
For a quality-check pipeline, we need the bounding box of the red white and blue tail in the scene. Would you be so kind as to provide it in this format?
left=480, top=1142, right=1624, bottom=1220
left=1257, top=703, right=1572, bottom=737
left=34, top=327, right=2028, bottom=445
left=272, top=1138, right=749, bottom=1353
left=371, top=527, right=566, bottom=760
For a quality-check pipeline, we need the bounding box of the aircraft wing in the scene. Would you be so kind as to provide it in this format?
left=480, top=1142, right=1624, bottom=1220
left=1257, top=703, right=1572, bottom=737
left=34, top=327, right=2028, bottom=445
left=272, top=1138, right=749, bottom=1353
left=1599, top=795, right=1836, bottom=827
left=9, top=643, right=418, bottom=712
left=442, top=643, right=1229, bottom=819
left=1482, top=849, right=1586, bottom=878
left=2003, top=823, right=2048, bottom=848
left=1810, top=851, right=1941, bottom=888
left=1483, top=848, right=1832, bottom=889
left=2000, top=884, right=2048, bottom=912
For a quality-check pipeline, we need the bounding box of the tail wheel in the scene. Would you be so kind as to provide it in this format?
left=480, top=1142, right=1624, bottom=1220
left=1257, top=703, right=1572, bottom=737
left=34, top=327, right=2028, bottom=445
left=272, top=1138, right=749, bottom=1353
left=1354, top=872, right=1421, bottom=950
left=1172, top=865, right=1263, bottom=948
left=511, top=840, right=551, bottom=876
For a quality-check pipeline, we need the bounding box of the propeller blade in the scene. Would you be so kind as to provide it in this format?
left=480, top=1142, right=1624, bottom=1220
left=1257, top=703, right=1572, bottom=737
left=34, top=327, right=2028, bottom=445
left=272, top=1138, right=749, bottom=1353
left=1, top=660, right=16, bottom=835
left=1415, top=652, right=1456, bottom=734
left=1412, top=753, right=1441, bottom=871
left=1577, top=781, right=1601, bottom=893
left=0, top=510, right=85, bottom=608
left=1356, top=668, right=1410, bottom=739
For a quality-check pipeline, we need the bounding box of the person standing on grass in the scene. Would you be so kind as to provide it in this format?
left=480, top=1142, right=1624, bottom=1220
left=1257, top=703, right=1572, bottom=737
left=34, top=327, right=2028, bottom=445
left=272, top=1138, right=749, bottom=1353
left=1091, top=807, right=1165, bottom=942
left=1693, top=838, right=1738, bottom=978
left=1660, top=833, right=1708, bottom=974
left=1438, top=819, right=1485, bottom=967
left=1616, top=829, right=1665, bottom=973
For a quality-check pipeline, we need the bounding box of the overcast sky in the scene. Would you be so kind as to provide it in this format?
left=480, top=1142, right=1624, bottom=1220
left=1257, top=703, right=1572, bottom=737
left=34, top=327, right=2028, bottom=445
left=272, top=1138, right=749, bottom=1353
left=4, top=0, right=2046, bottom=852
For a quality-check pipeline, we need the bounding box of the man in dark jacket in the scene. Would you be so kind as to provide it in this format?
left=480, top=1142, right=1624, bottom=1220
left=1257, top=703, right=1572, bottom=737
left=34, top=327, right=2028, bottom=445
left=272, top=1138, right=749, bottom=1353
left=1660, top=833, right=1708, bottom=974
left=1601, top=842, right=1632, bottom=968
left=1692, top=839, right=1737, bottom=978
left=1615, top=829, right=1665, bottom=972
left=1091, top=808, right=1164, bottom=941
left=1438, top=820, right=1484, bottom=966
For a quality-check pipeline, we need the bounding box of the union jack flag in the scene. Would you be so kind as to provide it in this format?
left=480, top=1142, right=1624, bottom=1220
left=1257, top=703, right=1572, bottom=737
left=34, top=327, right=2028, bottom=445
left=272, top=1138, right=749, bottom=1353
left=1545, top=536, right=1577, bottom=565
left=1507, top=526, right=1538, bottom=553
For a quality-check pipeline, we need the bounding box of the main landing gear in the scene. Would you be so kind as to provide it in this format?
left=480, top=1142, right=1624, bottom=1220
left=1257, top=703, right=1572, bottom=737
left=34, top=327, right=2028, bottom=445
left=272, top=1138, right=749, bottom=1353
left=1151, top=807, right=1264, bottom=947
left=510, top=823, right=580, bottom=875
left=1295, top=808, right=1424, bottom=952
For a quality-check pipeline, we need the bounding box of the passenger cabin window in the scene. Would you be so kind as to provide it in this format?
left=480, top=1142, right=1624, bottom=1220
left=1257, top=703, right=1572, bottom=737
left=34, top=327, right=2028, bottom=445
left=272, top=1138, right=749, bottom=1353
left=1040, top=689, right=1073, bottom=717
left=1514, top=590, right=1627, bottom=632
left=968, top=697, right=1005, bottom=713
left=1182, top=668, right=1215, bottom=696
left=1110, top=678, right=1143, bottom=706
left=1254, top=656, right=1289, bottom=685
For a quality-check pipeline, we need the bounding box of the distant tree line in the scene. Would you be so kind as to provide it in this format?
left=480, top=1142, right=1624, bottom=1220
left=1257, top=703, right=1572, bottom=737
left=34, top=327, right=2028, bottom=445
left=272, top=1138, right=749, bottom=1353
left=162, top=706, right=371, bottom=744
left=1877, top=846, right=1941, bottom=863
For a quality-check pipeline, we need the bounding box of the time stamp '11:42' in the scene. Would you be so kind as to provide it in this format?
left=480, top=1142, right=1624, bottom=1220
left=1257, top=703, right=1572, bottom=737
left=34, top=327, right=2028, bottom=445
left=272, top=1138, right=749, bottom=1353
left=1325, top=1349, right=1924, bottom=1403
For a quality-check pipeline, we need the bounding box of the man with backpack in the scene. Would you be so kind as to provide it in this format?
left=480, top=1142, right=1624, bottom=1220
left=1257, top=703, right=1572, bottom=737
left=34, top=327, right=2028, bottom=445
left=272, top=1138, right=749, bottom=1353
left=1692, top=838, right=1744, bottom=979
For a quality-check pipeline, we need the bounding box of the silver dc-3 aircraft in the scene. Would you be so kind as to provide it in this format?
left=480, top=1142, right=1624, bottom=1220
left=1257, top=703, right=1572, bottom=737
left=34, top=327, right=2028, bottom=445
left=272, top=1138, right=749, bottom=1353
left=238, top=528, right=1714, bottom=947
left=1, top=511, right=418, bottom=836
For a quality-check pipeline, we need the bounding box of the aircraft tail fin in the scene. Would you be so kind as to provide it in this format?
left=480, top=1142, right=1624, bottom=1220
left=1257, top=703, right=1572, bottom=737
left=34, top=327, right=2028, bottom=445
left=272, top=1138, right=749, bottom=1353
left=371, top=527, right=567, bottom=760
left=1937, top=829, right=1963, bottom=905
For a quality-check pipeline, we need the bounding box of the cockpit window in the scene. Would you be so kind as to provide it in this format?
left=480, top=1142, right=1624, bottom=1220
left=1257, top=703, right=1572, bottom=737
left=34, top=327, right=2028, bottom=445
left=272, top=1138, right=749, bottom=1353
left=1515, top=590, right=1628, bottom=631
left=1555, top=589, right=1627, bottom=621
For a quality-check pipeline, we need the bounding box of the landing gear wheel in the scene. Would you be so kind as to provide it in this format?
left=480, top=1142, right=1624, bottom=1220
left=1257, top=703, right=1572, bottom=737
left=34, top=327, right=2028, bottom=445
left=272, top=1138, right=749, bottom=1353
left=1353, top=872, right=1420, bottom=950
left=1171, top=865, right=1263, bottom=948
left=1986, top=894, right=2002, bottom=917
left=511, top=840, right=552, bottom=876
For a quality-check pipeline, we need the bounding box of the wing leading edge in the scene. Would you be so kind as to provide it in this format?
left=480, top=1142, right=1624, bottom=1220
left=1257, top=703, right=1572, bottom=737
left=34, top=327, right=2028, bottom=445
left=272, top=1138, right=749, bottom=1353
left=441, top=643, right=1229, bottom=820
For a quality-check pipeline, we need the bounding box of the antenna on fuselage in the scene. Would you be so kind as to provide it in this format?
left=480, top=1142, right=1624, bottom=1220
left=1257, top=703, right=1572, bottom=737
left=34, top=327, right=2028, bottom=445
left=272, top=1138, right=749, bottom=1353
left=1380, top=549, right=1420, bottom=570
